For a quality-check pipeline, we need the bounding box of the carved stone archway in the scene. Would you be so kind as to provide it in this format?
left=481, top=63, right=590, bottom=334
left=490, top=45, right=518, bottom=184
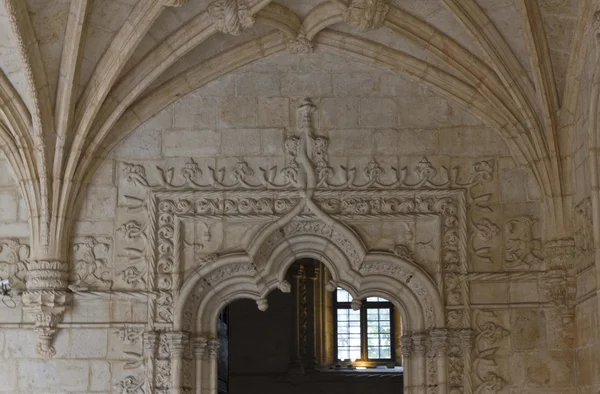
left=177, top=228, right=446, bottom=394
left=115, top=98, right=490, bottom=393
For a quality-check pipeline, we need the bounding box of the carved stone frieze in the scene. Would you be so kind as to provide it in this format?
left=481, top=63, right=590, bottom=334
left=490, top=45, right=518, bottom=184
left=470, top=218, right=500, bottom=265
left=473, top=310, right=509, bottom=393
left=115, top=375, right=145, bottom=394
left=71, top=236, right=112, bottom=289
left=503, top=216, right=543, bottom=270
left=208, top=0, right=255, bottom=36
left=0, top=238, right=29, bottom=288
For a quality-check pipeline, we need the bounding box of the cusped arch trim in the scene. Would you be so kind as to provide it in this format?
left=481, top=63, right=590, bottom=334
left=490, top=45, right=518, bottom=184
left=175, top=227, right=442, bottom=337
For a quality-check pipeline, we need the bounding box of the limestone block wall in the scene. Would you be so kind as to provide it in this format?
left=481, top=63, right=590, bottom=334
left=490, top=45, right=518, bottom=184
left=0, top=50, right=581, bottom=393
left=572, top=36, right=600, bottom=394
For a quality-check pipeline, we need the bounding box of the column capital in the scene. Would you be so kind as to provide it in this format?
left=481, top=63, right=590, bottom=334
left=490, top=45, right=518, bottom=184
left=412, top=333, right=427, bottom=353
left=143, top=331, right=160, bottom=356
left=400, top=335, right=413, bottom=356
left=459, top=329, right=475, bottom=350
left=207, top=338, right=220, bottom=359
left=22, top=259, right=70, bottom=359
left=430, top=329, right=448, bottom=352
left=192, top=336, right=208, bottom=359
left=166, top=331, right=190, bottom=355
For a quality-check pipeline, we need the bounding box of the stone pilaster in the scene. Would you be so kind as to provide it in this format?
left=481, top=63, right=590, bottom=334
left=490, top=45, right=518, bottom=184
left=143, top=331, right=160, bottom=393
left=193, top=336, right=208, bottom=393
left=21, top=260, right=70, bottom=358
left=167, top=331, right=190, bottom=394
left=459, top=329, right=475, bottom=394
left=430, top=329, right=449, bottom=394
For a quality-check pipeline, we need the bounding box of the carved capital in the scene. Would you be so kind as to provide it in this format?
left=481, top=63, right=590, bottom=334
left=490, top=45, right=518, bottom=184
left=459, top=329, right=475, bottom=350
left=143, top=331, right=160, bottom=356
left=544, top=238, right=576, bottom=270
left=26, top=260, right=69, bottom=290
left=193, top=336, right=208, bottom=359
left=166, top=331, right=190, bottom=355
left=207, top=338, right=220, bottom=359
left=400, top=335, right=413, bottom=356
left=430, top=329, right=448, bottom=352
left=208, top=0, right=254, bottom=35
left=342, top=0, right=390, bottom=31
left=412, top=333, right=427, bottom=353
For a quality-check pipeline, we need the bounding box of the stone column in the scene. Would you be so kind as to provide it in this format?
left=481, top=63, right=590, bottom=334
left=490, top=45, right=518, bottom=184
left=143, top=331, right=160, bottom=393
left=308, top=265, right=320, bottom=369
left=21, top=260, right=70, bottom=358
left=412, top=333, right=427, bottom=394
left=401, top=335, right=414, bottom=394
left=193, top=336, right=208, bottom=394
left=206, top=338, right=220, bottom=394
left=167, top=331, right=190, bottom=394
left=290, top=264, right=305, bottom=373
left=459, top=329, right=475, bottom=394
left=430, top=329, right=448, bottom=394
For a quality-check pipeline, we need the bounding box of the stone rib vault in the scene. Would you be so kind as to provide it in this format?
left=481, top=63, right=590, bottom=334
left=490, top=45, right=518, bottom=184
left=0, top=0, right=598, bottom=392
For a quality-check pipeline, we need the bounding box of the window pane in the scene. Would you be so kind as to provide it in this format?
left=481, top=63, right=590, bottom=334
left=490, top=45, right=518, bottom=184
left=336, top=287, right=352, bottom=302
left=366, top=307, right=392, bottom=360
left=336, top=305, right=361, bottom=361
left=366, top=296, right=388, bottom=302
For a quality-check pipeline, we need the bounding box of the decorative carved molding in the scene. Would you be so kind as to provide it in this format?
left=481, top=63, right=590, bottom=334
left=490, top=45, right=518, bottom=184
left=116, top=326, right=145, bottom=345
left=342, top=0, right=390, bottom=31
left=361, top=261, right=436, bottom=328
left=72, top=236, right=112, bottom=289
left=574, top=198, right=593, bottom=256
left=208, top=0, right=255, bottom=36
left=115, top=375, right=146, bottom=394
left=473, top=310, right=509, bottom=393
left=0, top=238, right=29, bottom=288
left=470, top=218, right=500, bottom=265
left=503, top=216, right=542, bottom=270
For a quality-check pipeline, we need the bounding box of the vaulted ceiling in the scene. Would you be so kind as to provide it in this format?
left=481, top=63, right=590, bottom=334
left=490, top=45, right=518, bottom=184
left=0, top=0, right=596, bottom=255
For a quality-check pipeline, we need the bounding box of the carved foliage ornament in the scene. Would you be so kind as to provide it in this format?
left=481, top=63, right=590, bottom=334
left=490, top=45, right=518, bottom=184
left=0, top=238, right=29, bottom=288
left=208, top=0, right=254, bottom=35
left=343, top=0, right=390, bottom=31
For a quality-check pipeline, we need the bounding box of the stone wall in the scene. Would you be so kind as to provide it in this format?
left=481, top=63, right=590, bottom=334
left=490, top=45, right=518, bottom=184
left=0, top=50, right=584, bottom=393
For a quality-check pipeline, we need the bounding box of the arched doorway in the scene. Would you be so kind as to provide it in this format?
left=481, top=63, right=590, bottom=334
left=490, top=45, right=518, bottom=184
left=175, top=223, right=446, bottom=394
